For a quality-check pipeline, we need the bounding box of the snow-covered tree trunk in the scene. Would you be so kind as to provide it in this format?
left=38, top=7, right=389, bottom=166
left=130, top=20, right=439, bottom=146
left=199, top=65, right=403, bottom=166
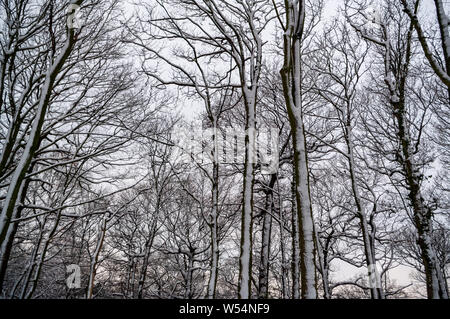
left=18, top=223, right=46, bottom=299
left=279, top=0, right=317, bottom=299
left=291, top=180, right=301, bottom=299
left=0, top=177, right=29, bottom=296
left=207, top=160, right=220, bottom=299
left=401, top=0, right=450, bottom=90
left=434, top=0, right=450, bottom=76
left=185, top=251, right=195, bottom=299
left=87, top=214, right=107, bottom=299
left=0, top=1, right=84, bottom=248
left=278, top=192, right=289, bottom=299
left=434, top=0, right=450, bottom=98
left=257, top=174, right=277, bottom=299
left=124, top=255, right=137, bottom=299
left=236, top=1, right=265, bottom=298
left=238, top=87, right=257, bottom=299
left=19, top=205, right=64, bottom=299
left=395, top=99, right=448, bottom=299
left=137, top=218, right=158, bottom=299
left=207, top=120, right=220, bottom=299
left=0, top=3, right=39, bottom=178
left=314, top=228, right=331, bottom=299
left=345, top=123, right=384, bottom=299
left=386, top=17, right=447, bottom=299
left=387, top=24, right=448, bottom=300
left=391, top=90, right=448, bottom=298
left=0, top=113, right=22, bottom=180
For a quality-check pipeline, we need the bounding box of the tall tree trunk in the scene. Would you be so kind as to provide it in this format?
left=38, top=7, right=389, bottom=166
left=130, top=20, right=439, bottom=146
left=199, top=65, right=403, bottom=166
left=0, top=176, right=30, bottom=295
left=137, top=219, right=157, bottom=299
left=291, top=180, right=301, bottom=299
left=257, top=174, right=277, bottom=299
left=280, top=0, right=317, bottom=298
left=87, top=215, right=107, bottom=299
left=344, top=122, right=384, bottom=299
left=390, top=20, right=447, bottom=298
left=434, top=0, right=450, bottom=98
left=394, top=98, right=448, bottom=299
left=314, top=229, right=331, bottom=299
left=0, top=3, right=83, bottom=247
left=278, top=184, right=289, bottom=299
left=19, top=205, right=63, bottom=299
left=238, top=88, right=257, bottom=299
left=185, top=251, right=194, bottom=299
left=356, top=7, right=448, bottom=298
left=207, top=126, right=220, bottom=299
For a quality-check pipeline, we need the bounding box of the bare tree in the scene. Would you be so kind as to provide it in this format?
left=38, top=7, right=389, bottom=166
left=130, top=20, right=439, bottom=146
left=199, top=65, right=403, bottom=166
left=346, top=0, right=448, bottom=299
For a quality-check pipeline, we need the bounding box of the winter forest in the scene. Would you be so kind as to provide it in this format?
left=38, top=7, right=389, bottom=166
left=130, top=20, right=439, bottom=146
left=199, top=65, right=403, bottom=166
left=0, top=0, right=448, bottom=300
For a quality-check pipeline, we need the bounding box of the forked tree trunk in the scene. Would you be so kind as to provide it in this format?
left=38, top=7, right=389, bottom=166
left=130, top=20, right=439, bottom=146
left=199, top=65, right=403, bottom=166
left=280, top=0, right=317, bottom=299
